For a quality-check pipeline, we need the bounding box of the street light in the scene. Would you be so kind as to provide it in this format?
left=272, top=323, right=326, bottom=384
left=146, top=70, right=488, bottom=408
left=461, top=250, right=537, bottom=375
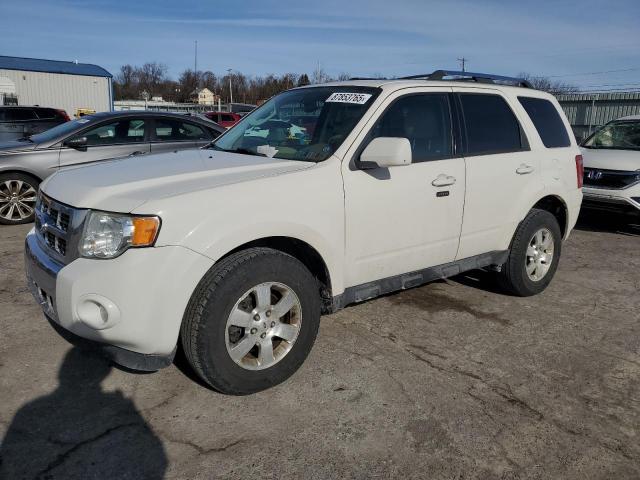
left=227, top=68, right=234, bottom=106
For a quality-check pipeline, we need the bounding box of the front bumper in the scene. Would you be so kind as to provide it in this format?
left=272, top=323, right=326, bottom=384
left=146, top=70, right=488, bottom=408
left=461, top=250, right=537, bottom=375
left=25, top=229, right=214, bottom=371
left=582, top=186, right=640, bottom=216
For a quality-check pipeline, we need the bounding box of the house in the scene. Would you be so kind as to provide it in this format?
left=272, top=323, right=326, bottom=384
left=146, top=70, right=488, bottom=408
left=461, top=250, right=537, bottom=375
left=191, top=87, right=219, bottom=106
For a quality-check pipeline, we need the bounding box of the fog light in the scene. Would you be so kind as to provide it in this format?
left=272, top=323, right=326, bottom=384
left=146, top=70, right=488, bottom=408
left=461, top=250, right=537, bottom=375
left=76, top=294, right=121, bottom=330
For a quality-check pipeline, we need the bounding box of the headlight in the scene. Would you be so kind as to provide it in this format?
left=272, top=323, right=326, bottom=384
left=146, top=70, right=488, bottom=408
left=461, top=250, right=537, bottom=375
left=80, top=211, right=161, bottom=259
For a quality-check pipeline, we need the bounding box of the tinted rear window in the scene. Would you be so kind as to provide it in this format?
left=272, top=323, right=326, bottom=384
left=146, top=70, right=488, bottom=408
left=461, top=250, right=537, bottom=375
left=518, top=97, right=570, bottom=148
left=459, top=94, right=525, bottom=155
left=5, top=108, right=38, bottom=121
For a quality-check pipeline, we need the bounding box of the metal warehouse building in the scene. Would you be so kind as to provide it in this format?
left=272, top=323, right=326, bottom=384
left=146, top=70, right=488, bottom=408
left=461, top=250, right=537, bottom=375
left=557, top=92, right=640, bottom=142
left=0, top=55, right=113, bottom=118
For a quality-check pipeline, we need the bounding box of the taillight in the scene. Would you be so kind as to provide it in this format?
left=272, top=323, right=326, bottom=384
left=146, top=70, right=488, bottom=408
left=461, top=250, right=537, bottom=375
left=575, top=154, right=584, bottom=188
left=56, top=109, right=71, bottom=122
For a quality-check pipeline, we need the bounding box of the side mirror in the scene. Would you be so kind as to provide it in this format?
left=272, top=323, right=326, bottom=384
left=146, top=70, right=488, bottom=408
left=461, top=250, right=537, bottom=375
left=359, top=137, right=411, bottom=169
left=64, top=136, right=88, bottom=151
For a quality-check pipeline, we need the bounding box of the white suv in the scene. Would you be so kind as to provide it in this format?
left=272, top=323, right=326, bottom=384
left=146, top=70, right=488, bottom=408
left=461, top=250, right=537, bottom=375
left=25, top=71, right=583, bottom=394
left=580, top=115, right=640, bottom=217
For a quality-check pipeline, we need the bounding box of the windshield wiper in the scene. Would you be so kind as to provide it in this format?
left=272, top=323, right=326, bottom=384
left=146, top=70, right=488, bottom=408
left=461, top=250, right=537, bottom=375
left=17, top=136, right=34, bottom=142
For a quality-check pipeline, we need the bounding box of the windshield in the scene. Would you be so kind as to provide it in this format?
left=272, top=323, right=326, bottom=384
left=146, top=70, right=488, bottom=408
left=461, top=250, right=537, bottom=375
left=29, top=117, right=95, bottom=144
left=212, top=86, right=380, bottom=162
left=583, top=120, right=640, bottom=150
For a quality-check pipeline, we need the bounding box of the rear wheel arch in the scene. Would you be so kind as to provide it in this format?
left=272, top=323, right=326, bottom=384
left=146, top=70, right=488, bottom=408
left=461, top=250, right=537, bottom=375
left=531, top=195, right=568, bottom=238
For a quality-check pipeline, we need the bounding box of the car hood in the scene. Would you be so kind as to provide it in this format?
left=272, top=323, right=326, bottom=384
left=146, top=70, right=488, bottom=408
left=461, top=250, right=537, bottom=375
left=41, top=149, right=315, bottom=212
left=581, top=147, right=640, bottom=171
left=0, top=140, right=38, bottom=154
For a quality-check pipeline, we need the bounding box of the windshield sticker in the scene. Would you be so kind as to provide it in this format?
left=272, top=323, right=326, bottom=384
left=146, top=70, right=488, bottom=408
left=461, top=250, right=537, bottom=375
left=257, top=144, right=279, bottom=158
left=326, top=92, right=372, bottom=105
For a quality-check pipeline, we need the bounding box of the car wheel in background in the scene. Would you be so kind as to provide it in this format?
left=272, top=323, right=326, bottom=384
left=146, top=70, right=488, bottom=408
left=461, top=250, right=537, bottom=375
left=181, top=247, right=321, bottom=395
left=0, top=173, right=39, bottom=225
left=497, top=208, right=562, bottom=297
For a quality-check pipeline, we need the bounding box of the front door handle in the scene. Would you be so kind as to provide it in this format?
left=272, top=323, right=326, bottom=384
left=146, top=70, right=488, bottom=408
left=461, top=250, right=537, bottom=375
left=516, top=164, right=534, bottom=175
left=129, top=151, right=145, bottom=157
left=431, top=174, right=456, bottom=187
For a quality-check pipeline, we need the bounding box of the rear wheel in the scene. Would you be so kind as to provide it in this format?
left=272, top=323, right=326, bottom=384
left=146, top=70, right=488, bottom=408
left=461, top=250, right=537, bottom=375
left=497, top=209, right=562, bottom=296
left=0, top=173, right=39, bottom=225
left=181, top=247, right=321, bottom=395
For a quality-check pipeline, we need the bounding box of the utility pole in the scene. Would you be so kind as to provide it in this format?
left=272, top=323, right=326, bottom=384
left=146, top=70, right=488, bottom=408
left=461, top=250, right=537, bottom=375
left=457, top=57, right=467, bottom=72
left=194, top=40, right=198, bottom=87
left=227, top=68, right=234, bottom=105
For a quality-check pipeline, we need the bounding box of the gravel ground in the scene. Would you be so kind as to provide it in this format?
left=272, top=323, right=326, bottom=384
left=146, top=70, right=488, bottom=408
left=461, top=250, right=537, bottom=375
left=1, top=212, right=639, bottom=479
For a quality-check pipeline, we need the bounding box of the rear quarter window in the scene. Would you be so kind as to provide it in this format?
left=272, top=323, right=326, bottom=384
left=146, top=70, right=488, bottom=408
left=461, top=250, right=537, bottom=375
left=518, top=97, right=571, bottom=148
left=34, top=108, right=57, bottom=120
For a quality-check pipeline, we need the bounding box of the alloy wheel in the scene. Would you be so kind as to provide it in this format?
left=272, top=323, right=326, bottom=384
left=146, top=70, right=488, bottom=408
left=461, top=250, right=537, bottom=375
left=525, top=227, right=555, bottom=281
left=225, top=282, right=302, bottom=370
left=0, top=180, right=37, bottom=222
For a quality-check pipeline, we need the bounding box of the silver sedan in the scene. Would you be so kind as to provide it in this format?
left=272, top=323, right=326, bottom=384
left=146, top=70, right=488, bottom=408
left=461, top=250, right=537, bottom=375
left=0, top=111, right=224, bottom=225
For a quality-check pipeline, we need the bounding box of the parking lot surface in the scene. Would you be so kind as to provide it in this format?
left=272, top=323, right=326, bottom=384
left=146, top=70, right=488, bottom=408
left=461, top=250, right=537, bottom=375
left=1, top=214, right=639, bottom=479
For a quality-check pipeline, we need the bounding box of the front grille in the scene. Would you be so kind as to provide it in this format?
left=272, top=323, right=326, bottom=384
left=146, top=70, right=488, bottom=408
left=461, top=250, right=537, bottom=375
left=583, top=168, right=640, bottom=190
left=34, top=193, right=86, bottom=265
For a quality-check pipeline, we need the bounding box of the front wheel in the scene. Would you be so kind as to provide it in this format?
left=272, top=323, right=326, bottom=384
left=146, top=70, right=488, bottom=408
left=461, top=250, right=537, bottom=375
left=181, top=247, right=321, bottom=395
left=0, top=173, right=39, bottom=225
left=497, top=208, right=562, bottom=296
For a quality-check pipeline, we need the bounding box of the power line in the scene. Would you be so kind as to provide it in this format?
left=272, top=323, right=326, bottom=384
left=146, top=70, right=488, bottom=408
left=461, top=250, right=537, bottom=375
left=457, top=57, right=467, bottom=72
left=581, top=82, right=640, bottom=88
left=542, top=67, right=640, bottom=78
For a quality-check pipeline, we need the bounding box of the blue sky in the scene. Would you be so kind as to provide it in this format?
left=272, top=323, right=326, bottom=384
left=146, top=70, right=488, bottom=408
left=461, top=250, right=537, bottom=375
left=2, top=0, right=640, bottom=90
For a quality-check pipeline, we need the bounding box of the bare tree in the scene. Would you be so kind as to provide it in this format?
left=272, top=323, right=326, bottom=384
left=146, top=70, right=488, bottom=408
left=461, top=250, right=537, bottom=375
left=518, top=72, right=579, bottom=95
left=113, top=65, right=362, bottom=103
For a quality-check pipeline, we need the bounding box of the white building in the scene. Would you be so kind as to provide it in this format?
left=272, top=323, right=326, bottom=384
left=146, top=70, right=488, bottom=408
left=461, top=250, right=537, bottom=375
left=0, top=55, right=113, bottom=118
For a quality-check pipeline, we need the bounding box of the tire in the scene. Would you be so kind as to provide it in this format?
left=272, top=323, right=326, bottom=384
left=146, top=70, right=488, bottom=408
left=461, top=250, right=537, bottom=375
left=497, top=208, right=562, bottom=297
left=181, top=247, right=321, bottom=395
left=0, top=173, right=40, bottom=225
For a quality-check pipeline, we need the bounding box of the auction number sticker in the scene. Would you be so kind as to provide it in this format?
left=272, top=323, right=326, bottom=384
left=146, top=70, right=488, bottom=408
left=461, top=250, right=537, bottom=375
left=326, top=92, right=372, bottom=104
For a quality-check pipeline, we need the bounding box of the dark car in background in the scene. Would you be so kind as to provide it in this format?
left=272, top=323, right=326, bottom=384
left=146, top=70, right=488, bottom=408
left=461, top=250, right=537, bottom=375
left=0, top=106, right=70, bottom=142
left=0, top=111, right=225, bottom=225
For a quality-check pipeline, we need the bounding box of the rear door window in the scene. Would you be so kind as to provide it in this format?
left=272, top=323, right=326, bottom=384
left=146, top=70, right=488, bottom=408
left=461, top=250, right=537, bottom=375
left=6, top=109, right=38, bottom=121
left=518, top=97, right=570, bottom=148
left=459, top=93, right=526, bottom=155
left=154, top=119, right=210, bottom=141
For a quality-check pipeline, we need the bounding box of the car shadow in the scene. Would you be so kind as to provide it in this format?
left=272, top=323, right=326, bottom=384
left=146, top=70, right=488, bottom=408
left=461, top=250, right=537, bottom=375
left=574, top=210, right=640, bottom=236
left=448, top=269, right=508, bottom=295
left=0, top=347, right=168, bottom=479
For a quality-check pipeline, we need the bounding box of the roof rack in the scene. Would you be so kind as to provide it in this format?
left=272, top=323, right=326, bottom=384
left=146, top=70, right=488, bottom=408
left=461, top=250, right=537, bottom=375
left=399, top=70, right=532, bottom=88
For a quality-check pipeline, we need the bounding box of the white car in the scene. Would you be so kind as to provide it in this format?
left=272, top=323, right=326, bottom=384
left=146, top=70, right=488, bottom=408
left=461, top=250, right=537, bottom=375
left=24, top=71, right=583, bottom=394
left=580, top=115, right=640, bottom=217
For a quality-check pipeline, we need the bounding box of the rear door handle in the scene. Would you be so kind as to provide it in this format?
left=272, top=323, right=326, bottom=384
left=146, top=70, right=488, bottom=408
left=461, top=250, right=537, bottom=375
left=431, top=174, right=456, bottom=187
left=516, top=164, right=534, bottom=175
left=129, top=151, right=145, bottom=157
